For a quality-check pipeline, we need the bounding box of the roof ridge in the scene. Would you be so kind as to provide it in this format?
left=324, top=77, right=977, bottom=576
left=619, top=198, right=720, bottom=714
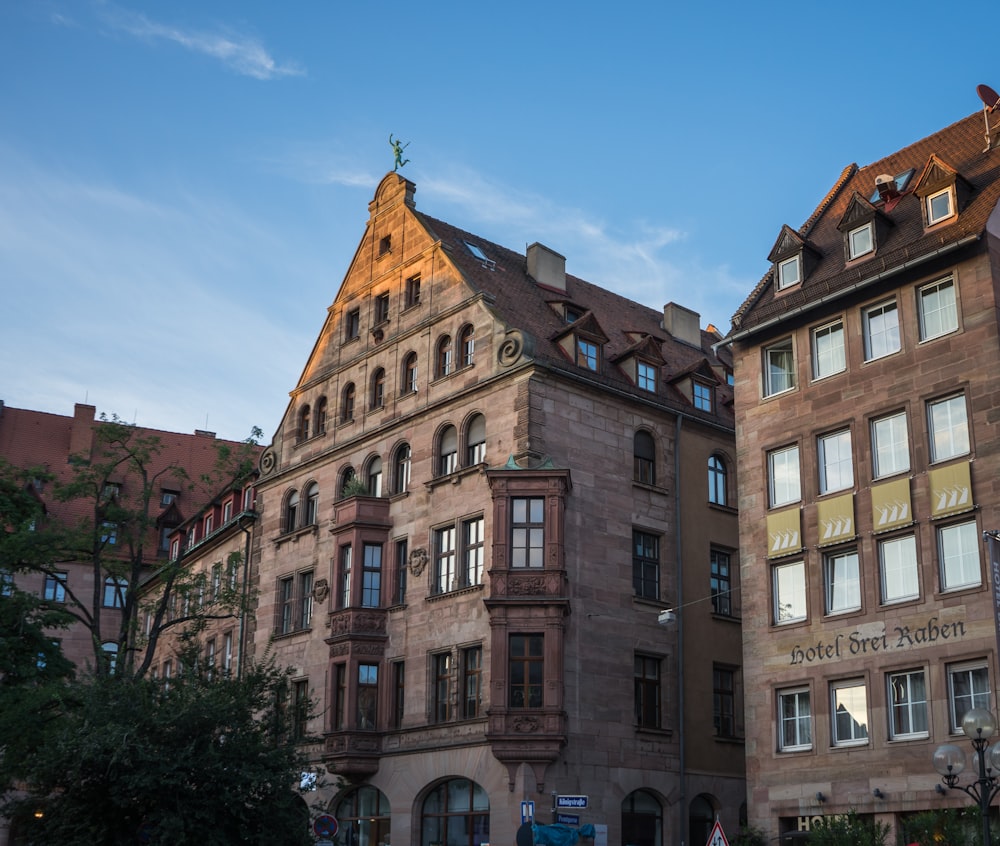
left=800, top=163, right=857, bottom=236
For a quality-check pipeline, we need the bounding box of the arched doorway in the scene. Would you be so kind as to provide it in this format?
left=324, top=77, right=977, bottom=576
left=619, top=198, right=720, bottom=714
left=333, top=785, right=390, bottom=846
left=621, top=789, right=662, bottom=846
left=420, top=777, right=489, bottom=846
left=689, top=793, right=718, bottom=846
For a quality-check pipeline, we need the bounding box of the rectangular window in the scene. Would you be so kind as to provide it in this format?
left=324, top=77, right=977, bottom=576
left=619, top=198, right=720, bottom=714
left=0, top=569, right=13, bottom=596
left=637, top=361, right=656, bottom=392
left=462, top=645, right=483, bottom=719
left=939, top=521, right=981, bottom=591
left=161, top=489, right=178, bottom=506
left=768, top=445, right=801, bottom=508
left=576, top=338, right=599, bottom=371
left=333, top=664, right=346, bottom=731
left=778, top=687, right=812, bottom=751
left=223, top=631, right=233, bottom=674
left=848, top=223, right=874, bottom=259
left=292, top=679, right=309, bottom=740
left=927, top=187, right=954, bottom=224
left=831, top=679, right=869, bottom=746
left=949, top=662, right=990, bottom=731
left=509, top=634, right=543, bottom=708
left=357, top=664, right=378, bottom=730
left=462, top=517, right=485, bottom=587
left=777, top=255, right=801, bottom=290
left=392, top=661, right=405, bottom=729
left=434, top=526, right=456, bottom=593
left=763, top=338, right=795, bottom=396
left=362, top=543, right=382, bottom=607
left=205, top=638, right=216, bottom=679
left=345, top=308, right=361, bottom=341
left=818, top=429, right=854, bottom=494
left=374, top=292, right=390, bottom=325
left=101, top=522, right=118, bottom=545
left=824, top=549, right=860, bottom=614
left=773, top=560, right=806, bottom=624
left=43, top=571, right=67, bottom=603
left=634, top=654, right=661, bottom=729
left=378, top=234, right=391, bottom=255
left=405, top=275, right=421, bottom=308
left=713, top=666, right=736, bottom=738
left=102, top=576, right=127, bottom=608
left=888, top=669, right=928, bottom=739
left=710, top=549, right=732, bottom=616
left=433, top=652, right=453, bottom=723
left=395, top=538, right=408, bottom=604
left=632, top=530, right=660, bottom=600
left=339, top=545, right=352, bottom=609
left=223, top=500, right=233, bottom=523
left=693, top=381, right=712, bottom=412
left=919, top=277, right=958, bottom=340
left=812, top=320, right=846, bottom=380
left=278, top=576, right=294, bottom=634
left=863, top=300, right=900, bottom=360
left=928, top=394, right=970, bottom=462
left=212, top=562, right=222, bottom=599
left=511, top=497, right=544, bottom=568
left=879, top=534, right=919, bottom=603
left=872, top=411, right=910, bottom=478
left=204, top=514, right=213, bottom=536
left=299, top=571, right=314, bottom=627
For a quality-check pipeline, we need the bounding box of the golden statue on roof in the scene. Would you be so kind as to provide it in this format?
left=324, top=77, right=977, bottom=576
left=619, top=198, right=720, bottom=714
left=389, top=134, right=410, bottom=171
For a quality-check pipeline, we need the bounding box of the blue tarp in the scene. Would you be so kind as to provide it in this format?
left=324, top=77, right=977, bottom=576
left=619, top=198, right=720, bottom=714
left=531, top=823, right=597, bottom=846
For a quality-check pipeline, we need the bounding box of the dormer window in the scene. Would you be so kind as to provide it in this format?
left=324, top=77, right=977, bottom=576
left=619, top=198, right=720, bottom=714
left=464, top=241, right=487, bottom=261
left=693, top=380, right=713, bottom=412
left=564, top=305, right=583, bottom=323
left=576, top=338, right=599, bottom=371
left=848, top=223, right=873, bottom=260
left=927, top=187, right=955, bottom=225
left=777, top=255, right=801, bottom=290
left=637, top=361, right=656, bottom=392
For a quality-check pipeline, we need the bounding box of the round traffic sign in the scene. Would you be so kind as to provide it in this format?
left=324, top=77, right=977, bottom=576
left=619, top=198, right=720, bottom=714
left=314, top=814, right=339, bottom=838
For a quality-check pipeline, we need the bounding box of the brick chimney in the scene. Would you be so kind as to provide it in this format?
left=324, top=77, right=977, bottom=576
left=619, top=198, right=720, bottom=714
left=526, top=243, right=566, bottom=292
left=663, top=303, right=702, bottom=348
left=70, top=403, right=96, bottom=459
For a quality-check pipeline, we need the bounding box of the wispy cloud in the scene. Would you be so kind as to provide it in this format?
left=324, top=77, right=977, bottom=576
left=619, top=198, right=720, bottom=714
left=96, top=4, right=304, bottom=80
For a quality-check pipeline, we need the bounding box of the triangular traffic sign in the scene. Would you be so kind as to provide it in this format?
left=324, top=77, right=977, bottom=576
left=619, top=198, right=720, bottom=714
left=706, top=820, right=729, bottom=846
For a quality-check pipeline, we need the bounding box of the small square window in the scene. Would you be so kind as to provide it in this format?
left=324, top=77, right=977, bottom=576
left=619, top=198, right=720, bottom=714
left=848, top=223, right=874, bottom=259
left=927, top=188, right=955, bottom=225
left=777, top=256, right=801, bottom=290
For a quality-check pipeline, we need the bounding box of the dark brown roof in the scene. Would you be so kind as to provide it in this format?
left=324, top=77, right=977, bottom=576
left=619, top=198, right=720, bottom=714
left=733, top=111, right=1000, bottom=334
left=417, top=213, right=734, bottom=427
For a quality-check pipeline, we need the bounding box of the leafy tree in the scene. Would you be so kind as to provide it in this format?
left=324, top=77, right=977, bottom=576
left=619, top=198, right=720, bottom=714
left=731, top=824, right=767, bottom=846
left=2, top=648, right=318, bottom=846
left=902, top=807, right=985, bottom=846
left=808, top=810, right=889, bottom=846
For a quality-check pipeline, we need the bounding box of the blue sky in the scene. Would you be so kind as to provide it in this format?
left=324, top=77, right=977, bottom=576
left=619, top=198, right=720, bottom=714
left=2, top=1, right=997, bottom=443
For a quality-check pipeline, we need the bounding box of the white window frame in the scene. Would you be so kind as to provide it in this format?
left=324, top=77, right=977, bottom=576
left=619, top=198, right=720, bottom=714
left=818, top=429, right=854, bottom=495
left=938, top=520, right=981, bottom=591
left=871, top=411, right=910, bottom=479
left=777, top=255, right=801, bottom=290
left=778, top=687, right=812, bottom=752
left=887, top=668, right=929, bottom=740
left=879, top=534, right=919, bottom=604
left=863, top=300, right=901, bottom=361
left=773, top=560, right=806, bottom=624
left=928, top=394, right=970, bottom=463
left=768, top=445, right=801, bottom=508
left=848, top=223, right=874, bottom=259
left=824, top=549, right=860, bottom=615
left=693, top=381, right=712, bottom=411
left=830, top=679, right=869, bottom=747
left=927, top=187, right=955, bottom=225
left=918, top=277, right=959, bottom=341
left=763, top=337, right=795, bottom=397
left=948, top=661, right=990, bottom=732
left=811, top=319, right=846, bottom=380
left=637, top=361, right=656, bottom=393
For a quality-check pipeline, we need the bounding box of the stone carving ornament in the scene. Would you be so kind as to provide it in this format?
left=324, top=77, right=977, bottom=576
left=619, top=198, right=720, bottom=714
left=408, top=548, right=428, bottom=576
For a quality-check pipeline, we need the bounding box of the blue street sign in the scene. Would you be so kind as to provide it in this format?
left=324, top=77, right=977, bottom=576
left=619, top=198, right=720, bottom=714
left=557, top=814, right=581, bottom=826
left=556, top=795, right=588, bottom=809
left=521, top=800, right=535, bottom=823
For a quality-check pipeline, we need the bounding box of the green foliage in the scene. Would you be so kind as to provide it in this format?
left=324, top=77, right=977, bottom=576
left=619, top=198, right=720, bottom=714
left=901, top=807, right=984, bottom=846
left=341, top=476, right=370, bottom=497
left=3, top=650, right=318, bottom=846
left=809, top=810, right=889, bottom=846
left=731, top=824, right=768, bottom=846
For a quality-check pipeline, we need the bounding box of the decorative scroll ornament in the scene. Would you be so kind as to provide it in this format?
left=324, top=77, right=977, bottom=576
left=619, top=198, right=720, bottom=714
left=259, top=447, right=277, bottom=477
left=498, top=330, right=530, bottom=367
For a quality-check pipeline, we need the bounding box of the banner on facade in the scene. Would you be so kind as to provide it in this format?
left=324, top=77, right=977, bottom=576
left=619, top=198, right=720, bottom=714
left=929, top=462, right=972, bottom=518
left=872, top=477, right=911, bottom=532
left=767, top=508, right=801, bottom=558
left=985, top=532, right=1000, bottom=668
left=817, top=493, right=854, bottom=546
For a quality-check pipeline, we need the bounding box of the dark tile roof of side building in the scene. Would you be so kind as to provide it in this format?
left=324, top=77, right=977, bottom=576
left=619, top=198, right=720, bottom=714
left=732, top=110, right=1000, bottom=335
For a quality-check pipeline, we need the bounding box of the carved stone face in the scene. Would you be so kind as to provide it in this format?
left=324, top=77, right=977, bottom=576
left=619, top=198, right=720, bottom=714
left=408, top=547, right=428, bottom=576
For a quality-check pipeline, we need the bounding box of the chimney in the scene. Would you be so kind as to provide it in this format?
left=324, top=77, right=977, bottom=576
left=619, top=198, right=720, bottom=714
left=663, top=303, right=702, bottom=348
left=70, top=403, right=96, bottom=459
left=526, top=243, right=566, bottom=292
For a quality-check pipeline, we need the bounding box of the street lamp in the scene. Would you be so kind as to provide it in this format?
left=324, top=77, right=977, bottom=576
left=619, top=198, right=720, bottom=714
left=933, top=708, right=1000, bottom=846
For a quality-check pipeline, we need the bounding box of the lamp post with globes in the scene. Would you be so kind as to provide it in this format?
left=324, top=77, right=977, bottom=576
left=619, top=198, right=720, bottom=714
left=933, top=708, right=1000, bottom=846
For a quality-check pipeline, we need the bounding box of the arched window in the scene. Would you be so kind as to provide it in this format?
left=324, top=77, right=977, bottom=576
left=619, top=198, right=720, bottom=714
left=421, top=779, right=489, bottom=846
left=466, top=413, right=486, bottom=465
left=304, top=482, right=319, bottom=525
left=709, top=455, right=727, bottom=505
left=297, top=404, right=311, bottom=442
left=689, top=794, right=718, bottom=846
left=460, top=324, right=475, bottom=367
left=439, top=425, right=458, bottom=475
left=316, top=396, right=328, bottom=435
left=367, top=457, right=383, bottom=497
left=334, top=786, right=391, bottom=846
left=339, top=467, right=358, bottom=498
left=393, top=443, right=411, bottom=494
left=341, top=383, right=356, bottom=423
left=370, top=368, right=385, bottom=410
left=284, top=490, right=299, bottom=532
left=621, top=789, right=662, bottom=846
left=402, top=352, right=418, bottom=394
left=634, top=431, right=656, bottom=485
left=101, top=641, right=119, bottom=674
left=436, top=335, right=453, bottom=378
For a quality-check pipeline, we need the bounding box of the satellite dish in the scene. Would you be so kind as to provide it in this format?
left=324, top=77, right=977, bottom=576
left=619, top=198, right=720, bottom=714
left=978, top=84, right=1000, bottom=112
